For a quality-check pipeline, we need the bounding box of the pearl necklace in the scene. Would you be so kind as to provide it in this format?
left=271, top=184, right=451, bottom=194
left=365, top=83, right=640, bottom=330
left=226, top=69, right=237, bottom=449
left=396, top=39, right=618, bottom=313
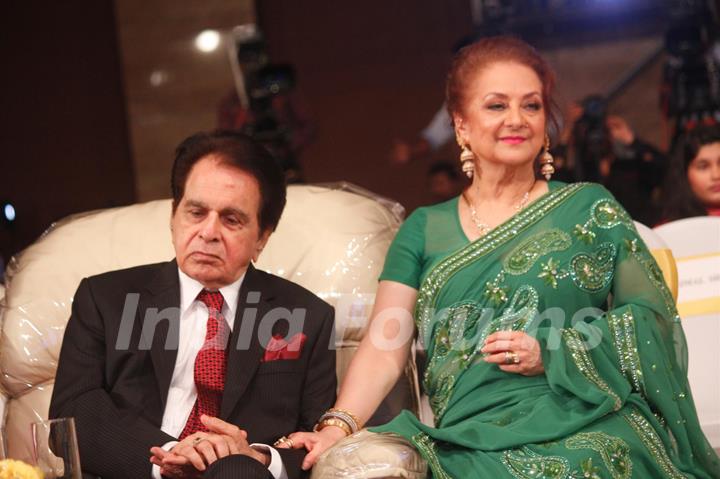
left=466, top=183, right=534, bottom=236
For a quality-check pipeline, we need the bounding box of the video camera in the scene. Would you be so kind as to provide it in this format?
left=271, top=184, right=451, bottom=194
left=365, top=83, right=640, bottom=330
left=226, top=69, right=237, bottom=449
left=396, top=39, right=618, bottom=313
left=662, top=0, right=720, bottom=136
left=228, top=25, right=301, bottom=179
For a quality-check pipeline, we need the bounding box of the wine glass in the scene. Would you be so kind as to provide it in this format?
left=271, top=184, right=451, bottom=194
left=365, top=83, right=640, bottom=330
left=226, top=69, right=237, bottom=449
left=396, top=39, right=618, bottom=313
left=31, top=418, right=82, bottom=478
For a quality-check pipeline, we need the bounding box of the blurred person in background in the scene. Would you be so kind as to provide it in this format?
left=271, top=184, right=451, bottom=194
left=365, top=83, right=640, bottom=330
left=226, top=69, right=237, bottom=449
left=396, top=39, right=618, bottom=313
left=217, top=64, right=316, bottom=184
left=565, top=96, right=668, bottom=225
left=661, top=123, right=720, bottom=222
left=390, top=34, right=492, bottom=166
left=220, top=27, right=316, bottom=184
left=426, top=161, right=463, bottom=204
left=390, top=103, right=452, bottom=165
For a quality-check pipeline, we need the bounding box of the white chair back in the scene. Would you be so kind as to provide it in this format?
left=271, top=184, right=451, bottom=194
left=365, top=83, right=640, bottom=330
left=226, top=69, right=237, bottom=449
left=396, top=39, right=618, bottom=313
left=654, top=216, right=720, bottom=447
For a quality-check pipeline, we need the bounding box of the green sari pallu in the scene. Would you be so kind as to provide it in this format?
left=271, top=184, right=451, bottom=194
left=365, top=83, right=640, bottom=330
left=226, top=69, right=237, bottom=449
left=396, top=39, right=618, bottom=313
left=372, top=183, right=720, bottom=478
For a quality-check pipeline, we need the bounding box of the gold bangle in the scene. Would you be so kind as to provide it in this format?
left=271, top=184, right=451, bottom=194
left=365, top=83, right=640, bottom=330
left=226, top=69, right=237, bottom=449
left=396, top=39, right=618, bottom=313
left=314, top=417, right=352, bottom=436
left=328, top=408, right=361, bottom=429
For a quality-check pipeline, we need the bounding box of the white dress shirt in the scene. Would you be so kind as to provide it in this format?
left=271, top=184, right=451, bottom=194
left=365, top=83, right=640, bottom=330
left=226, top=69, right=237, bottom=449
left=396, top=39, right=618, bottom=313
left=151, top=268, right=287, bottom=479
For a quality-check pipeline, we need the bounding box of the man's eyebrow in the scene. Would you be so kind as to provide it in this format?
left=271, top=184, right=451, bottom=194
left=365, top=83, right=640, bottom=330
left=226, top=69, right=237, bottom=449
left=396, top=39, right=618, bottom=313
left=183, top=200, right=251, bottom=222
left=184, top=200, right=207, bottom=209
left=221, top=207, right=251, bottom=223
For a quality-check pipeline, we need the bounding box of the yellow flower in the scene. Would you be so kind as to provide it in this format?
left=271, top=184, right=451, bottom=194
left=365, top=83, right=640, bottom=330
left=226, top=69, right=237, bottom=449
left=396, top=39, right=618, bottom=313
left=0, top=459, right=44, bottom=479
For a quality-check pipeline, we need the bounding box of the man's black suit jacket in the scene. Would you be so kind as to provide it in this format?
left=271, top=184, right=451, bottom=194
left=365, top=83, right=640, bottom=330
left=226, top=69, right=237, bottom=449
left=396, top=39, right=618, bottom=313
left=49, top=261, right=336, bottom=479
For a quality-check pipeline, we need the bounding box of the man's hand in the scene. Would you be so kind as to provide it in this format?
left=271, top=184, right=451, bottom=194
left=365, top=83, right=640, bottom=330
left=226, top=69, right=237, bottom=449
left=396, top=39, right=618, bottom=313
left=149, top=415, right=269, bottom=477
left=150, top=447, right=201, bottom=479
left=201, top=415, right=269, bottom=466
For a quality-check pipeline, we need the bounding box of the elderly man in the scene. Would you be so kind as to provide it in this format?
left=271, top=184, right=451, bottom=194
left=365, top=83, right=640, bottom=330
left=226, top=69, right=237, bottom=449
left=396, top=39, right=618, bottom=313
left=50, top=131, right=336, bottom=479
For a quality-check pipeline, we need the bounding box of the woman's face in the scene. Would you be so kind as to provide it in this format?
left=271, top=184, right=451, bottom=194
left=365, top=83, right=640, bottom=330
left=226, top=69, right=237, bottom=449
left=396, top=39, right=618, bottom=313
left=687, top=141, right=720, bottom=209
left=454, top=61, right=546, bottom=169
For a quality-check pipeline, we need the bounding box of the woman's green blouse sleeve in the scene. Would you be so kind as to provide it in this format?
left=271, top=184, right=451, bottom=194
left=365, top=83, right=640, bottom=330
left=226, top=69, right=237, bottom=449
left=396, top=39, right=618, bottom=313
left=378, top=208, right=426, bottom=289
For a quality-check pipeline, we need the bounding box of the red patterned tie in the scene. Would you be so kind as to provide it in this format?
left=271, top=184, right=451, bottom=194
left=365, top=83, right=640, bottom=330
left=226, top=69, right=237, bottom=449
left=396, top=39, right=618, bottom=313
left=179, top=290, right=230, bottom=439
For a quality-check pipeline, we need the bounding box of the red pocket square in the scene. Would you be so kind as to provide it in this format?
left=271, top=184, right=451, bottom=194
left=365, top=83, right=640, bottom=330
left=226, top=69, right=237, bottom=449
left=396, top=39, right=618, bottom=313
left=262, top=332, right=307, bottom=362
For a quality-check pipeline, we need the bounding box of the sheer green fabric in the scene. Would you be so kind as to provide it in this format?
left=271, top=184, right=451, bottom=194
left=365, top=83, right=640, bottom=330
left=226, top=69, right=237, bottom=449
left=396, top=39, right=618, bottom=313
left=372, top=182, right=719, bottom=478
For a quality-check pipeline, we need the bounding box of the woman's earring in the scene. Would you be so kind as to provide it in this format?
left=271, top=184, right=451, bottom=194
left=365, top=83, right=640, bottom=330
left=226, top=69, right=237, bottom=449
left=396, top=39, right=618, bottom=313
left=540, top=134, right=555, bottom=180
left=457, top=137, right=475, bottom=179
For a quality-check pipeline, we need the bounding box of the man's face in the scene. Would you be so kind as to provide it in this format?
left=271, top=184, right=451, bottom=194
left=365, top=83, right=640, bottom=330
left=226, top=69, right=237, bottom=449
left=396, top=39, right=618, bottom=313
left=171, top=155, right=270, bottom=289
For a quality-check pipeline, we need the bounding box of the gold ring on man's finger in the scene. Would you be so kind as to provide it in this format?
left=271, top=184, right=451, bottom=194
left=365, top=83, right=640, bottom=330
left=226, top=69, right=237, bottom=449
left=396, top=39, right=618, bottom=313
left=273, top=436, right=289, bottom=447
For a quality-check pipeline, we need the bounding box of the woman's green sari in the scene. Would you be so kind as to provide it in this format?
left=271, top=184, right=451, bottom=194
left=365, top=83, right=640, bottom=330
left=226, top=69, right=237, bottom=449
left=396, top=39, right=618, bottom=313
left=372, top=182, right=720, bottom=478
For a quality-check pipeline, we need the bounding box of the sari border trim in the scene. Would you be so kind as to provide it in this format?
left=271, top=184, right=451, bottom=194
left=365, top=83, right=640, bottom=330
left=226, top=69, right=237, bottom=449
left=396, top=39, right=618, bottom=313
left=621, top=406, right=686, bottom=479
left=417, top=182, right=588, bottom=339
left=562, top=328, right=623, bottom=411
left=608, top=308, right=646, bottom=397
left=411, top=433, right=452, bottom=479
left=628, top=242, right=680, bottom=322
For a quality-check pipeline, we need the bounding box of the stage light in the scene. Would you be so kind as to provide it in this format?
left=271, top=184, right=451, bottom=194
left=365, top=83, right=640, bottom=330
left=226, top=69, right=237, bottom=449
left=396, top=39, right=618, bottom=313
left=2, top=203, right=15, bottom=223
left=195, top=30, right=221, bottom=53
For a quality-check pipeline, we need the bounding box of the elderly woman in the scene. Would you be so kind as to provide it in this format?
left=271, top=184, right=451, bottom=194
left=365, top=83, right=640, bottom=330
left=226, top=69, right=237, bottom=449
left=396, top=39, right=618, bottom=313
left=282, top=37, right=720, bottom=478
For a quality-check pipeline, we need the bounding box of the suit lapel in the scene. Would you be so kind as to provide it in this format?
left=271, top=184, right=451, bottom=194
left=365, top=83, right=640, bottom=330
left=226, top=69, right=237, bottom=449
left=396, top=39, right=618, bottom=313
left=221, top=264, right=275, bottom=419
left=145, top=260, right=181, bottom=411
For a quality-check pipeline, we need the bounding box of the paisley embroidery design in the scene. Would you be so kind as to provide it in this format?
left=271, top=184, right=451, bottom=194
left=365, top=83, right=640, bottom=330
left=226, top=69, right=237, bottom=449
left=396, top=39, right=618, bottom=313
left=570, top=242, right=617, bottom=292
left=566, top=432, right=633, bottom=479
left=591, top=199, right=634, bottom=230
left=504, top=229, right=572, bottom=275
left=502, top=446, right=570, bottom=479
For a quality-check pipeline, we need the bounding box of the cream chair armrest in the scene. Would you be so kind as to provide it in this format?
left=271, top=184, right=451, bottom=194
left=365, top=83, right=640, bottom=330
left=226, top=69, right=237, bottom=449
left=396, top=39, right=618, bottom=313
left=311, top=430, right=427, bottom=479
left=0, top=389, right=7, bottom=430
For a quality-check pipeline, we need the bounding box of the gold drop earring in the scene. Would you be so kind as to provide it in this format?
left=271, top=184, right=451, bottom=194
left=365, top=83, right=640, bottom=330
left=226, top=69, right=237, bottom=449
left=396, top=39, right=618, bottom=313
left=540, top=134, right=555, bottom=180
left=457, top=135, right=475, bottom=179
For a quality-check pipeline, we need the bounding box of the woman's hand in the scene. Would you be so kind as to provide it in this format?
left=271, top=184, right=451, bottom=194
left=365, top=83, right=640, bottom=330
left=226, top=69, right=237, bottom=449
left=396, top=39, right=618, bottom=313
left=481, top=331, right=544, bottom=376
left=275, top=426, right=348, bottom=470
left=606, top=115, right=635, bottom=146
